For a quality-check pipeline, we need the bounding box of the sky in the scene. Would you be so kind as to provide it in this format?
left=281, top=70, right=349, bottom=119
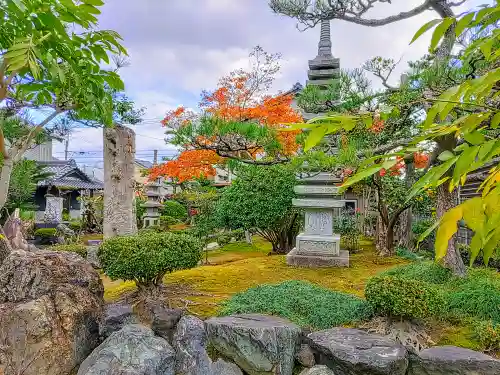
left=52, top=0, right=482, bottom=168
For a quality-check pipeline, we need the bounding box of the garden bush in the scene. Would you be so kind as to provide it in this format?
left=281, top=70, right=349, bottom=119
left=50, top=244, right=88, bottom=258
left=162, top=200, right=188, bottom=220
left=220, top=280, right=373, bottom=329
left=68, top=221, right=82, bottom=232
left=365, top=276, right=445, bottom=320
left=160, top=215, right=178, bottom=227
left=445, top=269, right=500, bottom=323
left=381, top=262, right=452, bottom=285
left=98, top=232, right=202, bottom=293
left=474, top=320, right=500, bottom=351
left=34, top=228, right=57, bottom=237
left=217, top=233, right=231, bottom=247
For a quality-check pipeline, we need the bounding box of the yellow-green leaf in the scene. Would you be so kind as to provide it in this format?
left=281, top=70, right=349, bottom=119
left=464, top=131, right=485, bottom=145
left=304, top=125, right=327, bottom=151
left=411, top=19, right=442, bottom=44
left=461, top=197, right=485, bottom=232
left=341, top=164, right=385, bottom=189
left=491, top=112, right=500, bottom=129
left=469, top=231, right=484, bottom=266
left=417, top=220, right=440, bottom=247
left=453, top=145, right=479, bottom=184
left=455, top=12, right=475, bottom=37
left=435, top=205, right=463, bottom=261
left=482, top=229, right=500, bottom=266
left=438, top=150, right=455, bottom=161
left=430, top=18, right=455, bottom=51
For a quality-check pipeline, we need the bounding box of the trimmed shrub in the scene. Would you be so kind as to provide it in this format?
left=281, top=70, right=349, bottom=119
left=68, top=221, right=82, bottom=232
left=220, top=280, right=373, bottom=329
left=50, top=244, right=88, bottom=258
left=98, top=232, right=202, bottom=290
left=162, top=200, right=188, bottom=220
left=474, top=320, right=500, bottom=351
left=365, top=276, right=445, bottom=320
left=160, top=215, right=178, bottom=227
left=446, top=269, right=500, bottom=323
left=381, top=262, right=452, bottom=285
left=231, top=228, right=245, bottom=241
left=34, top=228, right=57, bottom=237
left=217, top=233, right=231, bottom=247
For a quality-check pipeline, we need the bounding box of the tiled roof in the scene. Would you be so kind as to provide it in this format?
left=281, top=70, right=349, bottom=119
left=37, top=159, right=103, bottom=190
left=135, top=159, right=153, bottom=169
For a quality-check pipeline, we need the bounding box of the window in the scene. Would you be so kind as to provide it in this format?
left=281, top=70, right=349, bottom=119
left=344, top=200, right=357, bottom=212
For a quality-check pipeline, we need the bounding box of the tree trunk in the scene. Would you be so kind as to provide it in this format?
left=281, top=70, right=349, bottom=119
left=436, top=183, right=466, bottom=276
left=0, top=158, right=14, bottom=213
left=245, top=230, right=252, bottom=244
left=399, top=162, right=415, bottom=249
left=103, top=124, right=138, bottom=239
left=376, top=216, right=390, bottom=255
left=0, top=228, right=12, bottom=265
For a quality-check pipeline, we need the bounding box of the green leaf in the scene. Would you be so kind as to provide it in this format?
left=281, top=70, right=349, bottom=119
left=410, top=19, right=442, bottom=44
left=482, top=229, right=500, bottom=266
left=435, top=205, right=463, bottom=261
left=11, top=0, right=27, bottom=11
left=461, top=197, right=485, bottom=233
left=430, top=18, right=455, bottom=51
left=304, top=126, right=327, bottom=151
left=80, top=4, right=101, bottom=15
left=453, top=146, right=479, bottom=184
left=341, top=164, right=385, bottom=189
left=455, top=12, right=475, bottom=37
left=438, top=150, right=455, bottom=161
left=84, top=0, right=105, bottom=5
left=464, top=131, right=485, bottom=145
left=491, top=112, right=500, bottom=129
left=417, top=220, right=440, bottom=247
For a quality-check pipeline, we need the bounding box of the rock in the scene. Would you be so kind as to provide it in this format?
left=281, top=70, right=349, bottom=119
left=307, top=327, right=408, bottom=375
left=0, top=250, right=104, bottom=375
left=57, top=223, right=76, bottom=237
left=211, top=359, right=244, bottom=375
left=299, top=366, right=336, bottom=375
left=77, top=324, right=175, bottom=375
left=100, top=302, right=138, bottom=338
left=409, top=345, right=500, bottom=375
left=147, top=302, right=183, bottom=343
left=296, top=344, right=316, bottom=368
left=206, top=313, right=301, bottom=375
left=173, top=315, right=212, bottom=375
left=86, top=246, right=101, bottom=268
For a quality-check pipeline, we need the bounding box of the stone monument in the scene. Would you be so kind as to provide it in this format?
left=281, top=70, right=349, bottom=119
left=141, top=180, right=162, bottom=228
left=44, top=195, right=64, bottom=223
left=287, top=172, right=349, bottom=267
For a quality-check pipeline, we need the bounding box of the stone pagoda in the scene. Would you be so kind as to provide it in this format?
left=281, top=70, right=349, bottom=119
left=141, top=179, right=162, bottom=228
left=287, top=172, right=349, bottom=267
left=303, top=19, right=341, bottom=120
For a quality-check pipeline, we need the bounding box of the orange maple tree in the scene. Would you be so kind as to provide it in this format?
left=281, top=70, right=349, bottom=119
left=150, top=47, right=302, bottom=183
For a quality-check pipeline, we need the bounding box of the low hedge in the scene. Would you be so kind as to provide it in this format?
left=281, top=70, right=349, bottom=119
left=365, top=276, right=445, bottom=320
left=50, top=244, right=88, bottom=258
left=220, top=280, right=373, bottom=329
left=34, top=228, right=57, bottom=237
left=98, top=232, right=203, bottom=286
left=474, top=320, right=500, bottom=351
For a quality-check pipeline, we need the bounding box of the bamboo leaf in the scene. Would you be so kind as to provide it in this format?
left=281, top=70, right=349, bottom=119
left=430, top=18, right=455, bottom=51
left=411, top=19, right=442, bottom=44
left=438, top=150, right=455, bottom=161
left=455, top=12, right=475, bottom=36
left=435, top=205, right=463, bottom=261
left=304, top=125, right=327, bottom=151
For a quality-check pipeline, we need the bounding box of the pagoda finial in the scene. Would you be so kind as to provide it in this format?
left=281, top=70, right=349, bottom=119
left=317, top=19, right=332, bottom=57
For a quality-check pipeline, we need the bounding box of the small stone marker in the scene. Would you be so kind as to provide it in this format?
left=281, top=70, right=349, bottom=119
left=287, top=172, right=349, bottom=267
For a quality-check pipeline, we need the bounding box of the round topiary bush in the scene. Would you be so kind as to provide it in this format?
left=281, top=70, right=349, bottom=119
left=220, top=280, right=373, bottom=329
left=365, top=276, right=445, bottom=320
left=50, top=244, right=88, bottom=258
left=162, top=200, right=188, bottom=220
left=98, top=232, right=202, bottom=295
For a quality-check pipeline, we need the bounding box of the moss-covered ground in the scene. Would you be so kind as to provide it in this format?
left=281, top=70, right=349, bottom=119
left=102, top=236, right=491, bottom=352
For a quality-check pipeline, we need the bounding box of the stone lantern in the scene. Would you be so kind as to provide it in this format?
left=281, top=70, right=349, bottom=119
left=141, top=181, right=162, bottom=228
left=287, top=172, right=349, bottom=267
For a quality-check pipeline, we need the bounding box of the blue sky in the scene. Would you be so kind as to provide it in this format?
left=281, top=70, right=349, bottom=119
left=47, top=0, right=484, bottom=168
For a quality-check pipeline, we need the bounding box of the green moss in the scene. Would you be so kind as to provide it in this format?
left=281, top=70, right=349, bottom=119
left=49, top=244, right=88, bottom=258
left=220, top=280, right=374, bottom=329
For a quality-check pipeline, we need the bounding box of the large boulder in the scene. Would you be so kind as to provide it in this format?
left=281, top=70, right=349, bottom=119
left=78, top=324, right=176, bottom=375
left=173, top=315, right=212, bottom=375
left=0, top=250, right=104, bottom=375
left=146, top=301, right=183, bottom=344
left=205, top=313, right=301, bottom=375
left=307, top=328, right=408, bottom=375
left=100, top=302, right=138, bottom=338
left=299, top=366, right=335, bottom=375
left=211, top=359, right=244, bottom=375
left=409, top=345, right=500, bottom=375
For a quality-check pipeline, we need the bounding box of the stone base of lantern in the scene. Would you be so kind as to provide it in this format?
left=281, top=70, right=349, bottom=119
left=287, top=248, right=349, bottom=268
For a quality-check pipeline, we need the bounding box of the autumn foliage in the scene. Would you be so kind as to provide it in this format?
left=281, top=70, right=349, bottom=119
left=151, top=47, right=302, bottom=183
left=149, top=150, right=222, bottom=183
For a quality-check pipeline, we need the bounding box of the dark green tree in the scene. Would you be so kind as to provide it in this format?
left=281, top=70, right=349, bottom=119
left=215, top=165, right=299, bottom=254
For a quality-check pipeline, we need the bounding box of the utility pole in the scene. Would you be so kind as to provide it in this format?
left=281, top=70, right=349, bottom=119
left=64, top=133, right=70, bottom=161
left=153, top=149, right=158, bottom=166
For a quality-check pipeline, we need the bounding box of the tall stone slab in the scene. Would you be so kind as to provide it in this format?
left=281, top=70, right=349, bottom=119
left=103, top=124, right=138, bottom=239
left=287, top=173, right=349, bottom=267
